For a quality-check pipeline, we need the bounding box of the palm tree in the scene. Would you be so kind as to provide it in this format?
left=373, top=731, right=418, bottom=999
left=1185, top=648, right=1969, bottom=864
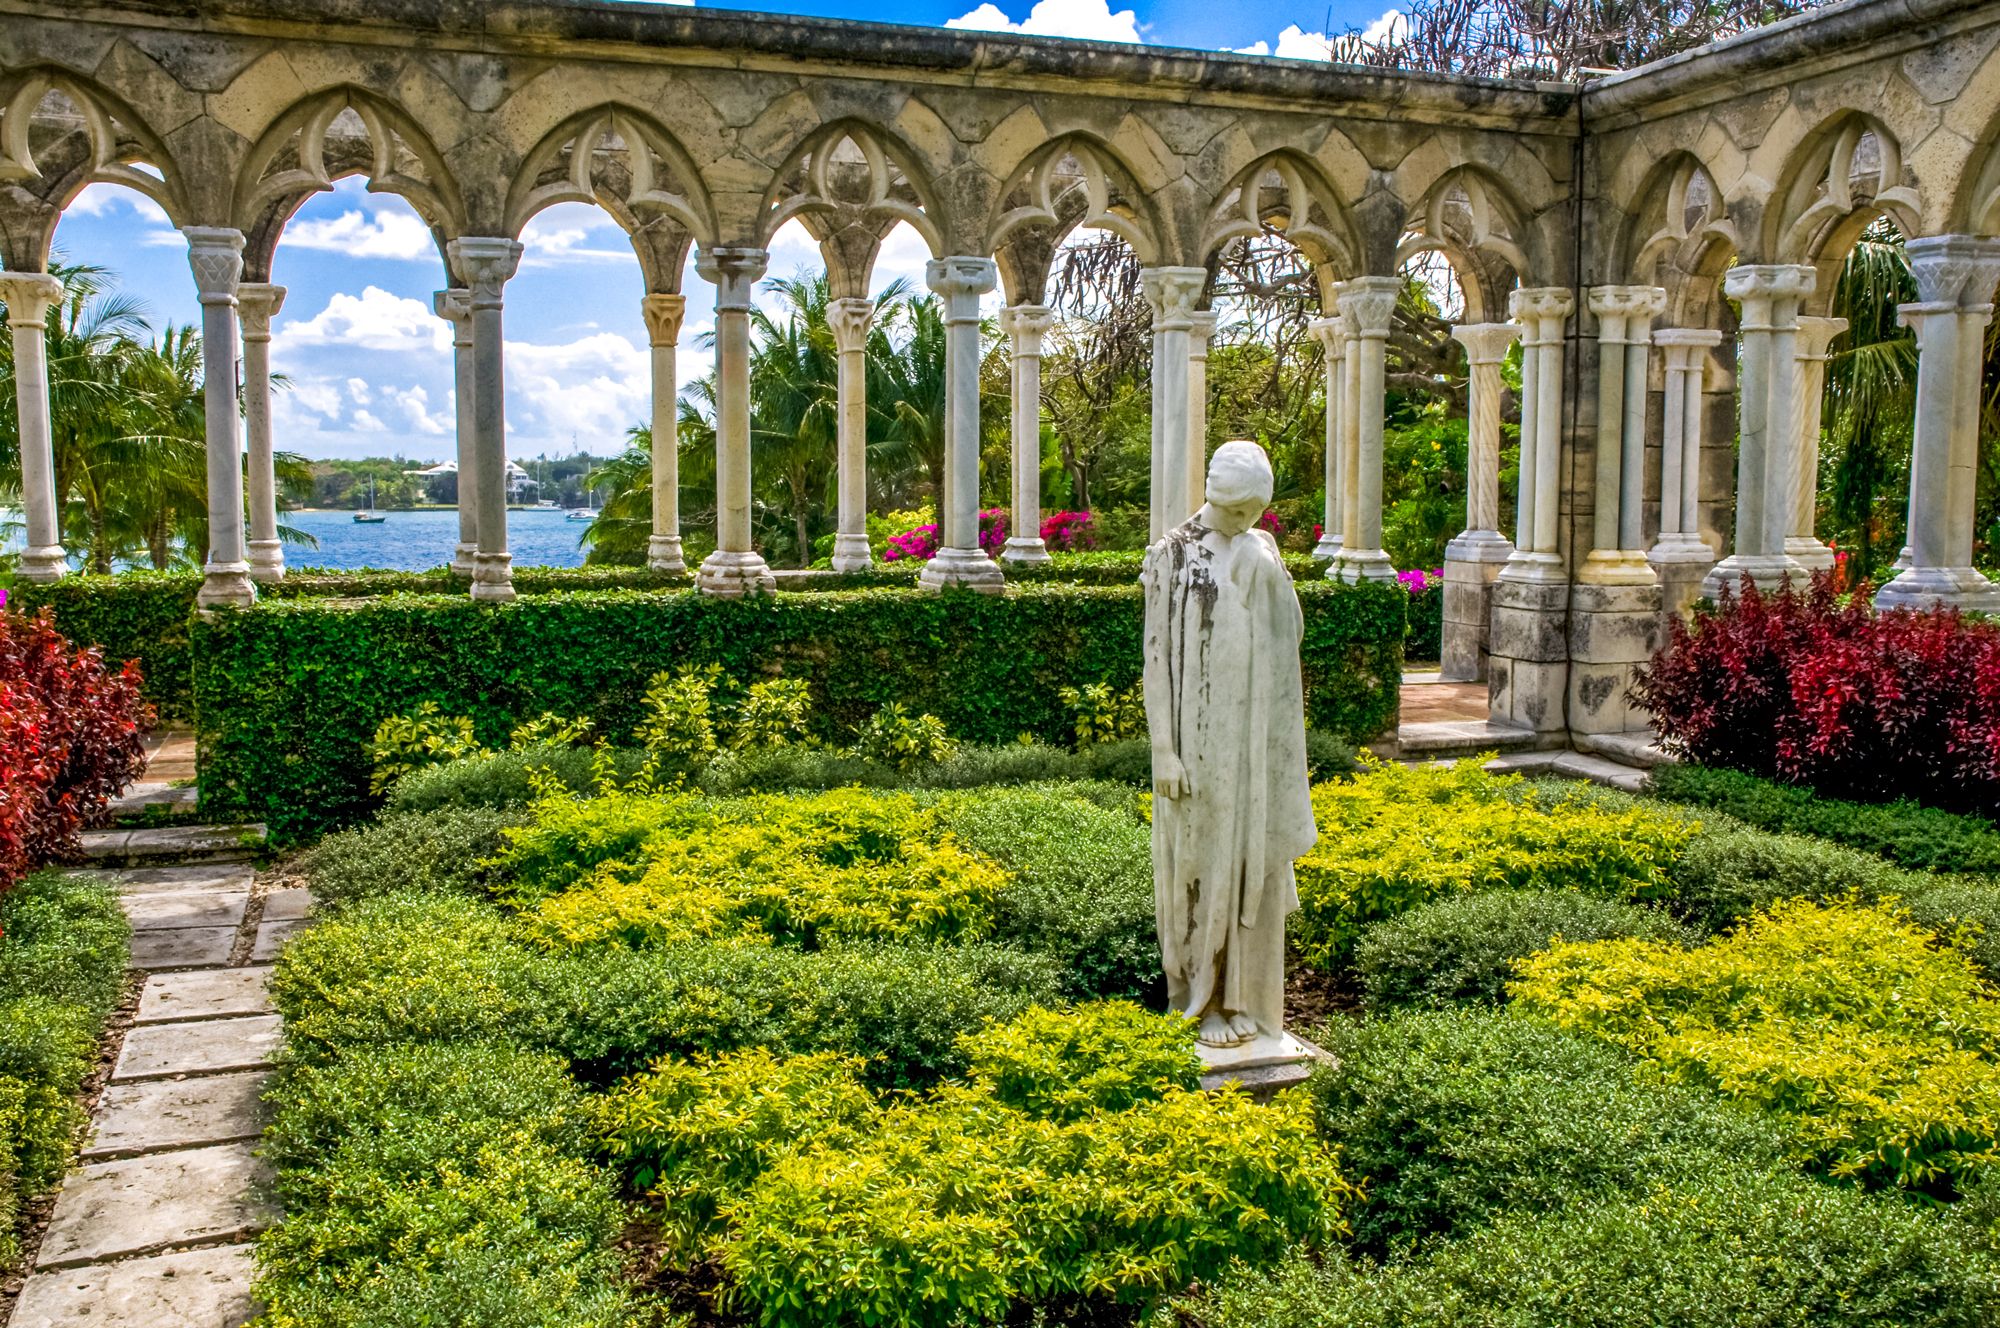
left=1821, top=220, right=1918, bottom=583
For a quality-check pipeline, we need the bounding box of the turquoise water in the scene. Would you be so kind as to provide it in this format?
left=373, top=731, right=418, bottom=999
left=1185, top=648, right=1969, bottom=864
left=286, top=507, right=591, bottom=571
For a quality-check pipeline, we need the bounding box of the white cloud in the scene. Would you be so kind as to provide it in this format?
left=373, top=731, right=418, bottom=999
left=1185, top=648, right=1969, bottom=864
left=504, top=332, right=651, bottom=447
left=277, top=286, right=451, bottom=356
left=282, top=209, right=439, bottom=261
left=350, top=409, right=387, bottom=433
left=1235, top=11, right=1403, bottom=61
left=346, top=377, right=373, bottom=406
left=946, top=0, right=1142, bottom=44
left=286, top=379, right=343, bottom=419
left=387, top=384, right=449, bottom=436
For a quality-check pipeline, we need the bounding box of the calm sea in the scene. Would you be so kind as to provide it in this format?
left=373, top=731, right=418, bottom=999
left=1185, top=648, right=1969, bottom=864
left=286, top=507, right=591, bottom=571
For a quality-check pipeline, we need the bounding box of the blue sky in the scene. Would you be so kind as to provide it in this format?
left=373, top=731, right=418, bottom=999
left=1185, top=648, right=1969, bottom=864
left=52, top=0, right=1398, bottom=464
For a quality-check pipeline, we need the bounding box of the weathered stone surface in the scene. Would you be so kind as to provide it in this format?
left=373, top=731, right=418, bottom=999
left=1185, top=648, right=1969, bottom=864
left=138, top=966, right=274, bottom=1024
left=261, top=886, right=313, bottom=922
left=36, top=1143, right=272, bottom=1268
left=104, top=863, right=258, bottom=896
left=128, top=927, right=236, bottom=972
left=85, top=1070, right=269, bottom=1159
left=251, top=918, right=309, bottom=962
left=78, top=824, right=265, bottom=865
left=11, top=1243, right=257, bottom=1328
left=114, top=1015, right=283, bottom=1081
left=120, top=891, right=249, bottom=933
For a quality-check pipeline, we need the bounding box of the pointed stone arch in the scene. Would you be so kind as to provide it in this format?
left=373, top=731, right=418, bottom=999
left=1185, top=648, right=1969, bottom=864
left=1618, top=151, right=1741, bottom=328
left=1398, top=164, right=1533, bottom=321
left=235, top=88, right=465, bottom=282
left=1200, top=149, right=1359, bottom=277
left=760, top=119, right=943, bottom=296
left=1956, top=107, right=2000, bottom=242
left=1766, top=111, right=1921, bottom=267
left=987, top=134, right=1162, bottom=305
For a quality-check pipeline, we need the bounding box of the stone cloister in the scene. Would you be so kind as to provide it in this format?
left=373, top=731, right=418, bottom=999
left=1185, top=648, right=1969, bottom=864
left=3, top=0, right=2000, bottom=744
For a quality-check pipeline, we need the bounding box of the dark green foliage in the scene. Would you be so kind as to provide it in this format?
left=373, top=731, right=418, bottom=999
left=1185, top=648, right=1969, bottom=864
left=1354, top=889, right=1700, bottom=1010
left=1902, top=879, right=2000, bottom=982
left=1311, top=1009, right=1789, bottom=1251
left=1665, top=824, right=1929, bottom=932
left=385, top=746, right=653, bottom=813
left=1405, top=582, right=1443, bottom=661
left=1650, top=764, right=2000, bottom=874
left=292, top=807, right=527, bottom=911
left=8, top=571, right=198, bottom=718
left=192, top=580, right=1403, bottom=841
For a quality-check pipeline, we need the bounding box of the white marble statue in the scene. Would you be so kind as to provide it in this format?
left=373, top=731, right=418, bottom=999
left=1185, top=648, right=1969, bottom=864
left=1142, top=440, right=1317, bottom=1064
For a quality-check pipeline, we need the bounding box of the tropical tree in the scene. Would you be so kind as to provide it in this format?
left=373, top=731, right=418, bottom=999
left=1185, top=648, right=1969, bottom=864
left=1819, top=220, right=1918, bottom=583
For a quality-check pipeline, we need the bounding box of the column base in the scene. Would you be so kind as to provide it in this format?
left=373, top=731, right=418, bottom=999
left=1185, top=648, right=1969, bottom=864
left=16, top=545, right=67, bottom=583
left=1311, top=535, right=1343, bottom=561
left=1440, top=547, right=1511, bottom=683
left=830, top=533, right=874, bottom=573
left=1577, top=549, right=1657, bottom=586
left=196, top=561, right=257, bottom=610
left=451, top=542, right=479, bottom=579
left=1487, top=577, right=1570, bottom=736
left=1330, top=547, right=1397, bottom=583
left=1701, top=553, right=1806, bottom=599
left=247, top=540, right=286, bottom=583
left=918, top=546, right=1006, bottom=594
left=1873, top=565, right=2000, bottom=614
left=1568, top=582, right=1664, bottom=737
left=1496, top=549, right=1568, bottom=585
left=471, top=551, right=517, bottom=603
left=1443, top=530, right=1514, bottom=564
left=698, top=549, right=775, bottom=597
left=1649, top=539, right=1716, bottom=620
left=647, top=535, right=688, bottom=576
left=1000, top=536, right=1051, bottom=565
left=1782, top=536, right=1836, bottom=574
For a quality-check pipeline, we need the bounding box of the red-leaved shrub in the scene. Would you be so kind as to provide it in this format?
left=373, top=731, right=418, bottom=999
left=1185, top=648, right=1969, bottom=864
left=1633, top=572, right=2000, bottom=813
left=0, top=606, right=152, bottom=892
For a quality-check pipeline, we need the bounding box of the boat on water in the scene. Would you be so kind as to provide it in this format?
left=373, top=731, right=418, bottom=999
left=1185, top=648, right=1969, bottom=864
left=354, top=478, right=387, bottom=523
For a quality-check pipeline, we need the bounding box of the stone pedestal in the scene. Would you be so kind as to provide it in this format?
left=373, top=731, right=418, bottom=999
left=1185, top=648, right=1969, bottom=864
left=1649, top=542, right=1716, bottom=620
left=1487, top=575, right=1570, bottom=739
left=1440, top=531, right=1512, bottom=681
left=1196, top=1030, right=1328, bottom=1102
left=1567, top=582, right=1663, bottom=737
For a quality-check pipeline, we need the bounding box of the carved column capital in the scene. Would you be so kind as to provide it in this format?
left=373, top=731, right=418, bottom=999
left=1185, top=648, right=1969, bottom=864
left=183, top=227, right=245, bottom=305
left=1189, top=308, right=1219, bottom=355
left=236, top=283, right=286, bottom=341
left=1336, top=275, right=1401, bottom=337
left=1723, top=263, right=1814, bottom=331
left=1793, top=314, right=1848, bottom=362
left=1139, top=265, right=1206, bottom=331
left=695, top=245, right=769, bottom=310
left=1508, top=285, right=1574, bottom=341
left=827, top=296, right=875, bottom=354
left=642, top=292, right=688, bottom=347
left=1306, top=315, right=1345, bottom=359
left=1449, top=320, right=1519, bottom=365
left=997, top=303, right=1055, bottom=356
left=925, top=256, right=996, bottom=320
left=0, top=272, right=63, bottom=329
left=1903, top=235, right=2000, bottom=310
left=1654, top=326, right=1725, bottom=372
left=433, top=288, right=473, bottom=345
left=448, top=237, right=524, bottom=309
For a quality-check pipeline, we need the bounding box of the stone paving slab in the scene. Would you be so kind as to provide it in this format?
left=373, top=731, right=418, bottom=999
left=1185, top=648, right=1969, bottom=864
left=1551, top=751, right=1653, bottom=793
left=78, top=824, right=265, bottom=864
left=137, top=966, right=274, bottom=1024
left=251, top=918, right=309, bottom=962
left=84, top=1070, right=269, bottom=1160
left=120, top=891, right=249, bottom=933
left=11, top=1243, right=258, bottom=1328
left=128, top=927, right=237, bottom=972
left=261, top=886, right=313, bottom=923
left=99, top=862, right=258, bottom=896
left=113, top=1015, right=282, bottom=1081
left=36, top=1143, right=272, bottom=1269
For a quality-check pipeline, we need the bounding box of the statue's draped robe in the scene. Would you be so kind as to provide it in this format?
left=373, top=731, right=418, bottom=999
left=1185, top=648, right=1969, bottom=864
left=1141, top=518, right=1317, bottom=1039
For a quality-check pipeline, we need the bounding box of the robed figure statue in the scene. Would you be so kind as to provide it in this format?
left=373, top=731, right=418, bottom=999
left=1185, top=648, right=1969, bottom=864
left=1141, top=440, right=1317, bottom=1061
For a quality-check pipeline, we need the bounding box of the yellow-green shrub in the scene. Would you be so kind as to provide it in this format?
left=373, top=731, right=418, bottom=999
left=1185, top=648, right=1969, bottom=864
left=959, top=1001, right=1200, bottom=1121
left=1511, top=896, right=2000, bottom=1192
left=1292, top=759, right=1693, bottom=966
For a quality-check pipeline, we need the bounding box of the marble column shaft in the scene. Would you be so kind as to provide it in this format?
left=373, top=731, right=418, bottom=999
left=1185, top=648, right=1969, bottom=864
left=1651, top=329, right=1724, bottom=556
left=999, top=304, right=1055, bottom=564
left=1307, top=316, right=1345, bottom=560
left=237, top=283, right=286, bottom=583
left=918, top=256, right=1003, bottom=593
left=694, top=246, right=774, bottom=596
left=185, top=227, right=253, bottom=609
left=1140, top=267, right=1205, bottom=542
left=1785, top=315, right=1846, bottom=571
left=433, top=289, right=478, bottom=578
left=1186, top=309, right=1217, bottom=530
left=826, top=296, right=875, bottom=573
left=1501, top=286, right=1574, bottom=582
left=448, top=237, right=524, bottom=603
left=1583, top=285, right=1664, bottom=584
left=1705, top=264, right=1813, bottom=595
left=0, top=272, right=67, bottom=582
left=1331, top=276, right=1401, bottom=583
left=642, top=293, right=689, bottom=574
left=1447, top=322, right=1519, bottom=555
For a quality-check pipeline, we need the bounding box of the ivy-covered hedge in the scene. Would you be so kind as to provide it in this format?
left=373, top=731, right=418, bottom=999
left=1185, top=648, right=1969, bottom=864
left=193, top=581, right=1404, bottom=842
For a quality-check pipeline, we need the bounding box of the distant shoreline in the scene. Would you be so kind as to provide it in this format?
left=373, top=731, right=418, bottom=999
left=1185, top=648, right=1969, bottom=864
left=293, top=505, right=578, bottom=514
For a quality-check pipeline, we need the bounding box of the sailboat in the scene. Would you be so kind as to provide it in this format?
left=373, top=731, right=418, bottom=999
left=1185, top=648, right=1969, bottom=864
left=566, top=488, right=598, bottom=522
left=353, top=477, right=387, bottom=524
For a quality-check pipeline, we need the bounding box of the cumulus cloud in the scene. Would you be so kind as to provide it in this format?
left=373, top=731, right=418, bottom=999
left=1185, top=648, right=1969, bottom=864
left=277, top=287, right=451, bottom=356
left=504, top=332, right=651, bottom=446
left=1235, top=10, right=1403, bottom=60
left=350, top=409, right=387, bottom=433
left=282, top=208, right=440, bottom=261
left=946, top=0, right=1142, bottom=44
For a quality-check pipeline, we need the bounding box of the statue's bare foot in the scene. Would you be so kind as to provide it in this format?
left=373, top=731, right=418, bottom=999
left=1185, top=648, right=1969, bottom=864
left=1224, top=1011, right=1262, bottom=1043
left=1198, top=1010, right=1251, bottom=1048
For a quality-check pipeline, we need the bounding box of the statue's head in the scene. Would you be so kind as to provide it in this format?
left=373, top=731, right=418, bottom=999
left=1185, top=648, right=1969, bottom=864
left=1204, top=440, right=1274, bottom=536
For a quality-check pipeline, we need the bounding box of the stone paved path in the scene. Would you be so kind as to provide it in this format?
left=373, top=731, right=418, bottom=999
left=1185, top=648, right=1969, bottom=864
left=9, top=740, right=305, bottom=1328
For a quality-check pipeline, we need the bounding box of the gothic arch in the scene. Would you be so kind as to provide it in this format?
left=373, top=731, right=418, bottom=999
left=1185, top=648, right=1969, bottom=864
left=1618, top=151, right=1741, bottom=328
left=235, top=88, right=465, bottom=282
left=986, top=134, right=1163, bottom=306
left=759, top=119, right=943, bottom=294
left=1399, top=165, right=1533, bottom=320
left=1957, top=109, right=2000, bottom=239
left=1198, top=148, right=1360, bottom=311
left=1765, top=111, right=1921, bottom=266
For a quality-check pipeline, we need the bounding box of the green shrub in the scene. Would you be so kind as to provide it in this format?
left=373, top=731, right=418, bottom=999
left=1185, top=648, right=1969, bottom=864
left=191, top=580, right=1404, bottom=841
left=729, top=677, right=813, bottom=749
left=958, top=1001, right=1199, bottom=1121
left=633, top=664, right=721, bottom=767
left=1906, top=878, right=2000, bottom=981
left=855, top=702, right=958, bottom=770
left=1182, top=1172, right=2000, bottom=1328
left=1058, top=681, right=1146, bottom=747
left=0, top=870, right=131, bottom=1013
left=1663, top=824, right=1930, bottom=932
left=365, top=702, right=481, bottom=795
left=385, top=745, right=653, bottom=813
left=1651, top=763, right=2000, bottom=873
left=1311, top=1008, right=1788, bottom=1251
left=1354, top=889, right=1700, bottom=1010
left=1513, top=897, right=2000, bottom=1192
left=292, top=807, right=527, bottom=911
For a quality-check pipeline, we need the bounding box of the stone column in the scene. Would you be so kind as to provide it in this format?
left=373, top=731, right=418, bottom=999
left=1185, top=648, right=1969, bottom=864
left=1489, top=286, right=1573, bottom=739
left=185, top=228, right=254, bottom=609
left=825, top=296, right=875, bottom=572
left=1332, top=275, right=1401, bottom=583
left=642, top=292, right=689, bottom=574
left=237, top=283, right=286, bottom=583
left=0, top=273, right=67, bottom=582
left=1140, top=267, right=1204, bottom=542
left=998, top=303, right=1055, bottom=564
left=1650, top=328, right=1725, bottom=616
left=694, top=246, right=774, bottom=596
left=1781, top=315, right=1845, bottom=573
left=1439, top=321, right=1519, bottom=681
left=1703, top=264, right=1814, bottom=596
left=1877, top=235, right=2000, bottom=612
left=433, top=290, right=478, bottom=578
left=448, top=237, right=524, bottom=603
left=919, top=256, right=1003, bottom=593
left=1307, top=316, right=1345, bottom=561
left=1185, top=309, right=1218, bottom=529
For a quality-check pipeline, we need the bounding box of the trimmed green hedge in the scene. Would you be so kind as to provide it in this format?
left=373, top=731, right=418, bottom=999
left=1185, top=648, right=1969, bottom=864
left=193, top=580, right=1403, bottom=841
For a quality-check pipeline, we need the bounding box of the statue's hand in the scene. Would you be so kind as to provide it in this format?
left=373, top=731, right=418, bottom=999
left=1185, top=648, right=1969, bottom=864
left=1154, top=751, right=1191, bottom=801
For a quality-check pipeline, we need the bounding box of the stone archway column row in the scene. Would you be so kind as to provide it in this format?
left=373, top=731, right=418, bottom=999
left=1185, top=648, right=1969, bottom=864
left=642, top=292, right=689, bottom=574
left=694, top=246, right=774, bottom=597
left=999, top=303, right=1055, bottom=565
left=1650, top=328, right=1724, bottom=615
left=1185, top=309, right=1217, bottom=527
left=186, top=228, right=254, bottom=610
left=1877, top=235, right=2000, bottom=612
left=827, top=296, right=875, bottom=573
left=1141, top=267, right=1204, bottom=542
left=0, top=272, right=67, bottom=582
left=1307, top=316, right=1345, bottom=561
left=1581, top=285, right=1664, bottom=585
left=1703, top=263, right=1814, bottom=596
left=237, top=283, right=285, bottom=584
left=1499, top=286, right=1573, bottom=585
left=448, top=237, right=523, bottom=604
left=433, top=290, right=478, bottom=578
left=1439, top=321, right=1519, bottom=681
left=1783, top=315, right=1846, bottom=573
left=1331, top=276, right=1400, bottom=584
left=919, top=256, right=1003, bottom=593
